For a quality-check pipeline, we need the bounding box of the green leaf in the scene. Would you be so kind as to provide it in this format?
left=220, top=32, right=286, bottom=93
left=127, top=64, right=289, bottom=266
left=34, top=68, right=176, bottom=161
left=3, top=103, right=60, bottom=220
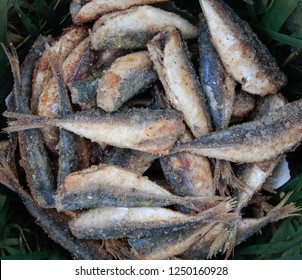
left=252, top=24, right=302, bottom=47
left=246, top=2, right=258, bottom=22
left=261, top=0, right=299, bottom=32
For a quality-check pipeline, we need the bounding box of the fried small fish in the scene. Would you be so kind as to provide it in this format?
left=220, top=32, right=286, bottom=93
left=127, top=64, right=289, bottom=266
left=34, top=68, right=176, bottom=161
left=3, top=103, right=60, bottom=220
left=4, top=108, right=185, bottom=154
left=199, top=15, right=236, bottom=131
left=199, top=0, right=287, bottom=95
left=199, top=15, right=238, bottom=194
left=148, top=26, right=211, bottom=138
left=68, top=200, right=237, bottom=239
left=56, top=163, right=221, bottom=211
left=91, top=5, right=198, bottom=50
left=31, top=27, right=87, bottom=114
left=173, top=99, right=302, bottom=163
left=2, top=42, right=56, bottom=208
left=71, top=0, right=169, bottom=25
left=45, top=44, right=89, bottom=187
left=37, top=37, right=92, bottom=152
left=97, top=51, right=157, bottom=112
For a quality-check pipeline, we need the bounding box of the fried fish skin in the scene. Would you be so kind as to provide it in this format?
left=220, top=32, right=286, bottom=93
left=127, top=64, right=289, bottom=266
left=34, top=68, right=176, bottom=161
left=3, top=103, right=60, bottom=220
left=56, top=163, right=219, bottom=211
left=148, top=26, right=211, bottom=138
left=31, top=27, right=87, bottom=114
left=5, top=108, right=185, bottom=155
left=199, top=0, right=287, bottom=95
left=68, top=201, right=236, bottom=239
left=173, top=99, right=302, bottom=163
left=71, top=0, right=169, bottom=25
left=3, top=42, right=56, bottom=208
left=97, top=51, right=157, bottom=112
left=91, top=5, right=198, bottom=50
left=199, top=15, right=236, bottom=131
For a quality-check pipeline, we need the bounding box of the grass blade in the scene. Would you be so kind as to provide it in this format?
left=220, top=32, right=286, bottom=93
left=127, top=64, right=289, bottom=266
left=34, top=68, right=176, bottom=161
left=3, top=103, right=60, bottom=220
left=253, top=24, right=302, bottom=48
left=261, top=0, right=299, bottom=32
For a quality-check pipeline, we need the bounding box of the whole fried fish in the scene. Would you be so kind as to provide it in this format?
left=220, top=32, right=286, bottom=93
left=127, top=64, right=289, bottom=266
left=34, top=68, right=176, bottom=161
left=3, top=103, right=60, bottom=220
left=71, top=0, right=169, bottom=25
left=69, top=200, right=237, bottom=239
left=91, top=5, right=198, bottom=50
left=173, top=99, right=302, bottom=163
left=148, top=26, right=211, bottom=138
left=31, top=27, right=88, bottom=114
left=56, top=163, right=221, bottom=211
left=199, top=0, right=287, bottom=95
left=4, top=108, right=185, bottom=154
left=97, top=51, right=157, bottom=112
left=2, top=42, right=56, bottom=208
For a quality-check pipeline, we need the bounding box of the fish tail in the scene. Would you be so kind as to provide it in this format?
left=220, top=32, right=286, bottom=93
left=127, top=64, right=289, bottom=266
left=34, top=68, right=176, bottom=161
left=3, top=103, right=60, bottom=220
left=214, top=160, right=247, bottom=196
left=207, top=221, right=238, bottom=259
left=3, top=111, right=56, bottom=133
left=266, top=192, right=301, bottom=221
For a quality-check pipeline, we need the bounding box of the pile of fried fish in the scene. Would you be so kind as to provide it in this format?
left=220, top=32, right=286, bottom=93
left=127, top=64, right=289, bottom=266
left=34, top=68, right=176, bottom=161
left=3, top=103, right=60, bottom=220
left=0, top=0, right=301, bottom=260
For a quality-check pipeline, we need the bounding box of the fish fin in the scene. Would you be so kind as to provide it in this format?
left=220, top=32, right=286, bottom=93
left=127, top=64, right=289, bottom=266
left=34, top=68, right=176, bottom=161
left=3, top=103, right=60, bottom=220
left=3, top=111, right=54, bottom=133
left=214, top=160, right=247, bottom=196
left=1, top=43, right=21, bottom=85
left=205, top=197, right=238, bottom=222
left=207, top=221, right=237, bottom=259
left=264, top=192, right=301, bottom=221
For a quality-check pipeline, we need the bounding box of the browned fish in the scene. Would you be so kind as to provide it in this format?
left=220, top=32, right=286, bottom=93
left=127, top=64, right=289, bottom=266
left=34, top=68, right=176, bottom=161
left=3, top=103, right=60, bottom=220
left=173, top=99, right=302, bottom=163
left=71, top=0, right=169, bottom=25
left=91, top=5, right=198, bottom=50
left=199, top=0, right=287, bottom=95
left=4, top=108, right=185, bottom=155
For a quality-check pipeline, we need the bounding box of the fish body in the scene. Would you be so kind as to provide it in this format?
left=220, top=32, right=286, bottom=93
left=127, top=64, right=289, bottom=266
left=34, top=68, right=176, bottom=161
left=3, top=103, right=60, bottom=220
left=97, top=51, right=157, bottom=112
left=199, top=15, right=236, bottom=131
left=174, top=99, right=302, bottom=163
left=129, top=223, right=214, bottom=259
left=5, top=108, right=185, bottom=155
left=56, top=163, right=218, bottom=211
left=91, top=5, right=198, bottom=50
left=148, top=26, right=211, bottom=138
left=37, top=38, right=93, bottom=152
left=71, top=0, right=169, bottom=25
left=3, top=42, right=56, bottom=208
left=45, top=45, right=87, bottom=187
left=69, top=201, right=236, bottom=239
left=106, top=148, right=158, bottom=174
left=31, top=27, right=87, bottom=114
left=199, top=0, right=287, bottom=95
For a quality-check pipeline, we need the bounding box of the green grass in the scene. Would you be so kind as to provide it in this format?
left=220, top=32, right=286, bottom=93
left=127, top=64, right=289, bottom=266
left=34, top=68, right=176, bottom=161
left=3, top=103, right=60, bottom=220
left=0, top=0, right=302, bottom=260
